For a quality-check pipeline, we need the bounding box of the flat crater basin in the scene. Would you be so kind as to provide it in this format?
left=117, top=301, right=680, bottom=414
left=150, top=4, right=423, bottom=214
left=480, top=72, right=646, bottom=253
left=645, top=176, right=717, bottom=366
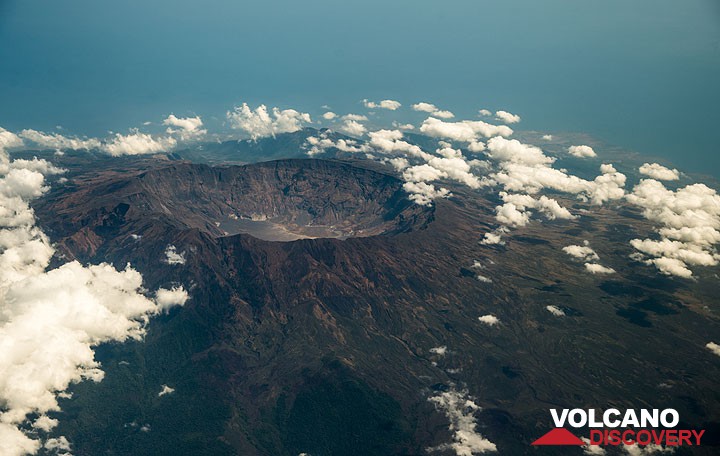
left=43, top=159, right=434, bottom=243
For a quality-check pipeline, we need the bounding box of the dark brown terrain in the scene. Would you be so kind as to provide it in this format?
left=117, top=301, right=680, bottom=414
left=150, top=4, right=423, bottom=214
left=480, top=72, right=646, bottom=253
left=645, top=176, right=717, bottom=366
left=32, top=157, right=720, bottom=455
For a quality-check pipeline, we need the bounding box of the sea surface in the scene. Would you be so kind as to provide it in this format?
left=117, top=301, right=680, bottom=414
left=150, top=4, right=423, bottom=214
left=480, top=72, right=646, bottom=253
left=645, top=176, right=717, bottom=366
left=0, top=0, right=718, bottom=176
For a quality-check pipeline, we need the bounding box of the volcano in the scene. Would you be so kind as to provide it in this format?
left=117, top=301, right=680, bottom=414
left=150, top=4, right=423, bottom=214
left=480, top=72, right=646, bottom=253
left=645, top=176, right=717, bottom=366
left=31, top=157, right=720, bottom=455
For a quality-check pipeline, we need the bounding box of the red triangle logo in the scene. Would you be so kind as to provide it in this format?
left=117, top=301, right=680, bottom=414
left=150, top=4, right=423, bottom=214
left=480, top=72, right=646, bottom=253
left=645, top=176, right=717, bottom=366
left=532, top=428, right=585, bottom=446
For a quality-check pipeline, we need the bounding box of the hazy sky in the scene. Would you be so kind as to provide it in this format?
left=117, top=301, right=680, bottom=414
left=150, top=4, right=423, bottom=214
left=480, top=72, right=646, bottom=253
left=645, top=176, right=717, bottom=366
left=1, top=0, right=718, bottom=174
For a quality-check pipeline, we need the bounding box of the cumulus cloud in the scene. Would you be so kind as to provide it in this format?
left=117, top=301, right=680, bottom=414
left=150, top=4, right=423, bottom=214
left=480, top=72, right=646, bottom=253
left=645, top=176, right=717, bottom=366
left=304, top=132, right=367, bottom=156
left=563, top=241, right=614, bottom=274
left=0, top=153, right=187, bottom=454
left=706, top=342, right=720, bottom=356
left=481, top=230, right=506, bottom=246
left=393, top=122, right=415, bottom=131
left=304, top=132, right=369, bottom=157
left=563, top=242, right=600, bottom=262
left=17, top=117, right=201, bottom=157
left=162, top=114, right=206, bottom=141
left=317, top=129, right=477, bottom=207
left=0, top=127, right=24, bottom=153
left=367, top=129, right=428, bottom=159
left=568, top=145, right=597, bottom=158
left=402, top=181, right=450, bottom=206
left=478, top=314, right=499, bottom=326
left=430, top=346, right=448, bottom=356
left=420, top=118, right=513, bottom=142
left=226, top=103, right=311, bottom=140
left=495, top=193, right=575, bottom=227
left=19, top=129, right=101, bottom=151
left=163, top=245, right=186, bottom=265
left=338, top=120, right=367, bottom=137
left=585, top=263, right=615, bottom=274
left=102, top=131, right=177, bottom=156
left=546, top=305, right=565, bottom=317
left=486, top=137, right=553, bottom=166
left=427, top=388, right=497, bottom=455
left=478, top=109, right=492, bottom=117
left=43, top=437, right=71, bottom=453
left=480, top=143, right=624, bottom=240
left=622, top=443, right=674, bottom=455
left=363, top=99, right=401, bottom=110
left=638, top=163, right=680, bottom=181
left=322, top=112, right=337, bottom=120
left=158, top=385, right=175, bottom=397
left=494, top=110, right=521, bottom=124
left=626, top=179, right=720, bottom=277
left=542, top=134, right=553, bottom=141
left=581, top=437, right=607, bottom=455
left=342, top=113, right=368, bottom=122
left=412, top=102, right=454, bottom=119
left=155, top=286, right=189, bottom=311
left=427, top=147, right=482, bottom=189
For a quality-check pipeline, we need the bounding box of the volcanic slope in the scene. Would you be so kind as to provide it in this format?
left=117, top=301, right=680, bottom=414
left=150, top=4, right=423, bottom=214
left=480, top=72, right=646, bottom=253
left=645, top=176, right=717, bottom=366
left=33, top=158, right=720, bottom=455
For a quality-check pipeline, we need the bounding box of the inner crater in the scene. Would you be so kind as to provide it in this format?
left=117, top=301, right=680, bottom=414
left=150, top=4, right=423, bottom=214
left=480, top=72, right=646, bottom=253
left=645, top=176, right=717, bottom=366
left=83, top=159, right=433, bottom=242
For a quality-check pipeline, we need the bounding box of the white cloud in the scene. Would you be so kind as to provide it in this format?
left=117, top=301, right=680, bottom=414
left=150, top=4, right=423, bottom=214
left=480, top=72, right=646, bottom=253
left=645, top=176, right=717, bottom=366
left=158, top=384, right=175, bottom=397
left=546, top=305, right=565, bottom=317
left=563, top=241, right=615, bottom=274
left=706, top=342, right=720, bottom=356
left=402, top=181, right=450, bottom=206
left=226, top=103, right=311, bottom=140
left=494, top=110, right=521, bottom=124
left=367, top=129, right=429, bottom=160
left=478, top=314, right=499, bottom=326
left=639, top=163, right=680, bottom=181
left=102, top=131, right=177, bottom=156
left=430, top=346, right=448, bottom=356
left=304, top=133, right=368, bottom=156
left=403, top=164, right=446, bottom=183
left=427, top=388, right=497, bottom=455
left=563, top=243, right=600, bottom=262
left=32, top=415, right=58, bottom=432
left=568, top=145, right=597, bottom=158
left=427, top=148, right=481, bottom=189
left=478, top=109, right=492, bottom=117
left=581, top=437, right=606, bottom=455
left=342, top=113, right=368, bottom=121
left=481, top=230, right=505, bottom=245
left=495, top=193, right=575, bottom=227
left=466, top=140, right=485, bottom=153
left=163, top=245, right=186, bottom=265
left=542, top=134, right=553, bottom=141
left=44, top=437, right=72, bottom=453
left=0, top=152, right=187, bottom=455
left=338, top=119, right=367, bottom=137
left=19, top=129, right=101, bottom=151
left=0, top=128, right=23, bottom=153
left=411, top=102, right=454, bottom=119
left=363, top=99, right=401, bottom=110
left=322, top=112, right=337, bottom=120
left=306, top=137, right=366, bottom=156
left=155, top=286, right=189, bottom=311
left=393, top=122, right=415, bottom=131
left=625, top=179, right=720, bottom=277
left=622, top=443, right=674, bottom=455
left=412, top=102, right=440, bottom=113
left=584, top=263, right=615, bottom=274
left=420, top=118, right=513, bottom=142
left=486, top=137, right=554, bottom=166
left=163, top=114, right=206, bottom=141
